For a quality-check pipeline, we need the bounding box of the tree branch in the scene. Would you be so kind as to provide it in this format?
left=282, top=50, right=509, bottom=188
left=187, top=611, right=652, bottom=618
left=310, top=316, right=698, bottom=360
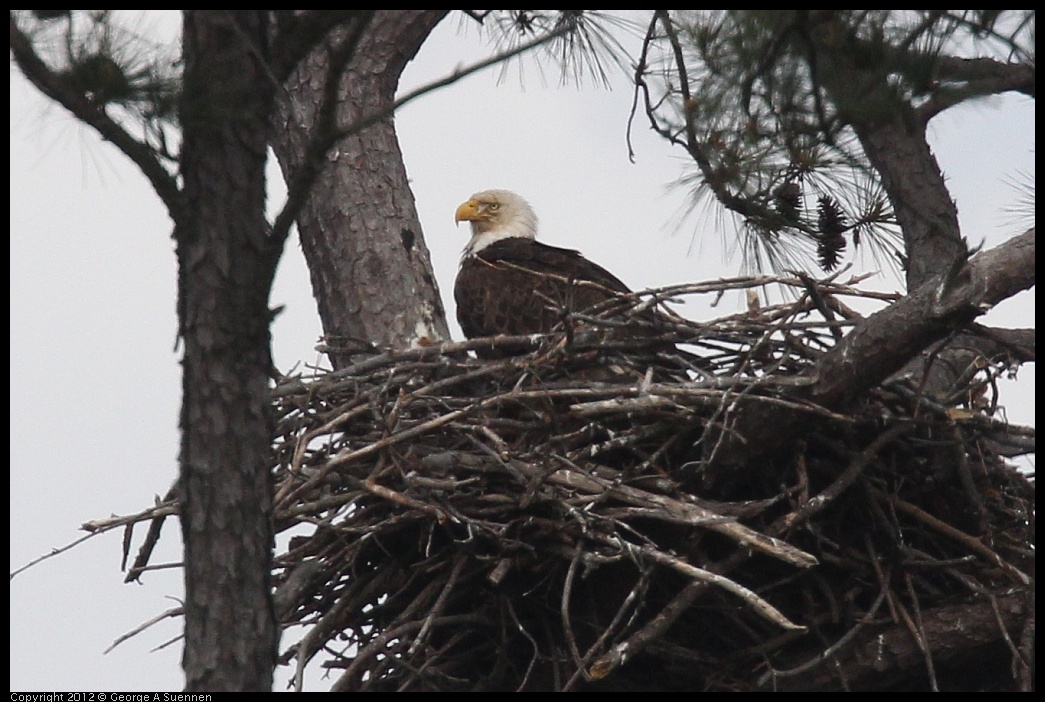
left=931, top=54, right=1035, bottom=93
left=268, top=10, right=372, bottom=82
left=917, top=57, right=1035, bottom=122
left=9, top=12, right=186, bottom=224
left=647, top=11, right=779, bottom=225
left=760, top=589, right=1033, bottom=691
left=713, top=228, right=1035, bottom=468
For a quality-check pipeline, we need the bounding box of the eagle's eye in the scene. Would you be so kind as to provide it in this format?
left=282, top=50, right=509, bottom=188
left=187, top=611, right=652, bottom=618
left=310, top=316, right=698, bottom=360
left=488, top=203, right=500, bottom=211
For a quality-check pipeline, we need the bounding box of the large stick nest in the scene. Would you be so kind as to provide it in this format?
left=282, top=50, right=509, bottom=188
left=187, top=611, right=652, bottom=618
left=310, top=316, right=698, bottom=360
left=129, top=276, right=1035, bottom=691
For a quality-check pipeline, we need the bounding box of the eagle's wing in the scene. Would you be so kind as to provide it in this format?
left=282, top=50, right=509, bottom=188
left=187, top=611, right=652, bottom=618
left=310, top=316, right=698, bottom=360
left=455, top=238, right=632, bottom=344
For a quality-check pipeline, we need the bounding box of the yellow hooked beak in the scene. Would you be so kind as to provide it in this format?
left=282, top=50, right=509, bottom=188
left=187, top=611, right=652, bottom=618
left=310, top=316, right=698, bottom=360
left=454, top=199, right=483, bottom=225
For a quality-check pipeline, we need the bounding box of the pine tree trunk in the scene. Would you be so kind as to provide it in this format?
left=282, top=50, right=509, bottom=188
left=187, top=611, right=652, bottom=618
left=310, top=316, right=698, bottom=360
left=271, top=11, right=451, bottom=366
left=178, top=10, right=278, bottom=691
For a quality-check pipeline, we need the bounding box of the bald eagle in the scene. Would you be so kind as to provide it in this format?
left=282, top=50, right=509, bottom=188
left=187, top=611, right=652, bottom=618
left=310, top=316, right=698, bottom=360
left=453, top=189, right=654, bottom=360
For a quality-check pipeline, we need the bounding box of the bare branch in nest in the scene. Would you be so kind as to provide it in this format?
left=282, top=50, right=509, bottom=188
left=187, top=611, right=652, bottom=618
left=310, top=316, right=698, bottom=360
left=104, top=605, right=185, bottom=655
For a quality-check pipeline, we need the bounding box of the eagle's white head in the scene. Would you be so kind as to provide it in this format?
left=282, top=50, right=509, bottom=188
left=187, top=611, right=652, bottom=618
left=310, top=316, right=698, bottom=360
left=455, top=189, right=538, bottom=258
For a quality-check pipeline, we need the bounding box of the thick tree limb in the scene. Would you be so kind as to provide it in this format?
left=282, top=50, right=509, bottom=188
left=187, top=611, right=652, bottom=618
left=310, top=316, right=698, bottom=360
left=713, top=228, right=1035, bottom=469
left=807, top=228, right=1034, bottom=408
left=918, top=56, right=1036, bottom=121
left=759, top=588, right=1033, bottom=691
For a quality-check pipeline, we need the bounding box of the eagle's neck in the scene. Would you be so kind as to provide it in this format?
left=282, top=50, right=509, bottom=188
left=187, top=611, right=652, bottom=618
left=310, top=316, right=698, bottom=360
left=462, top=221, right=537, bottom=259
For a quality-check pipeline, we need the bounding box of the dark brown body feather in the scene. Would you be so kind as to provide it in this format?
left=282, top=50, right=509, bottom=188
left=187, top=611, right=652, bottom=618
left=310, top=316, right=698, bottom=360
left=455, top=238, right=634, bottom=358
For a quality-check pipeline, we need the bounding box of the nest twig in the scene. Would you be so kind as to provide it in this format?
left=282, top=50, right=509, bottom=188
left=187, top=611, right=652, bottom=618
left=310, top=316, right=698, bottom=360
left=115, top=274, right=1034, bottom=691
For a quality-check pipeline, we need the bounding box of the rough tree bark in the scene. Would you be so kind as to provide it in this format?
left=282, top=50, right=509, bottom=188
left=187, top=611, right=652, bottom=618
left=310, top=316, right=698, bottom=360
left=178, top=11, right=278, bottom=691
left=271, top=10, right=451, bottom=366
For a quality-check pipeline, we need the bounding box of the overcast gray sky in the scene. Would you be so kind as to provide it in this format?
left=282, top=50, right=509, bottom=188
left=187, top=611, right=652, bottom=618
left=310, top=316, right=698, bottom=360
left=9, top=12, right=1035, bottom=692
